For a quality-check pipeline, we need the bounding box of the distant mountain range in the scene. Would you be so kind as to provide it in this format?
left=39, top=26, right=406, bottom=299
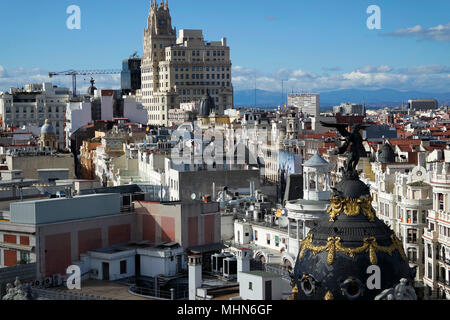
left=234, top=88, right=450, bottom=110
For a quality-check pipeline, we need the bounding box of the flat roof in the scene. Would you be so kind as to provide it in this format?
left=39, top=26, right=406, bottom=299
left=90, top=241, right=181, bottom=254
left=240, top=271, right=282, bottom=278
left=20, top=193, right=111, bottom=204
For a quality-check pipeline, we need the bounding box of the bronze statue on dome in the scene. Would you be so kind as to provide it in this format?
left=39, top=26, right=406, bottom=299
left=320, top=122, right=370, bottom=174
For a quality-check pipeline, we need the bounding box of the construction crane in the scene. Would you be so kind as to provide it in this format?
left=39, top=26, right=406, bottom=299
left=48, top=69, right=121, bottom=98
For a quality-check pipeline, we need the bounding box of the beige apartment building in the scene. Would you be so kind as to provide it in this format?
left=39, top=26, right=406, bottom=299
left=141, top=1, right=233, bottom=126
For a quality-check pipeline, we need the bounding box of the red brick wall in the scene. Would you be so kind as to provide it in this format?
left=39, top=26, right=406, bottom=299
left=45, top=233, right=71, bottom=276
left=142, top=215, right=156, bottom=243
left=160, top=217, right=175, bottom=242
left=4, top=234, right=16, bottom=244
left=203, top=215, right=215, bottom=245
left=108, top=224, right=131, bottom=246
left=4, top=250, right=17, bottom=267
left=188, top=217, right=198, bottom=247
left=20, top=236, right=29, bottom=246
left=78, top=228, right=102, bottom=259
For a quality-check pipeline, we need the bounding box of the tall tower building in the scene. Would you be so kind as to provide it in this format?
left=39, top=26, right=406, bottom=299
left=141, top=0, right=233, bottom=126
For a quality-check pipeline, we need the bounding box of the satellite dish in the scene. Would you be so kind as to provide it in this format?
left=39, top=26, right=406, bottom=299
left=278, top=216, right=289, bottom=228
left=191, top=193, right=197, bottom=200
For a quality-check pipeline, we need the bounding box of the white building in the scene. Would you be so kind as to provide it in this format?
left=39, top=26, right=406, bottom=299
left=65, top=91, right=148, bottom=149
left=287, top=93, right=320, bottom=117
left=333, top=102, right=365, bottom=115
left=0, top=82, right=70, bottom=149
left=284, top=153, right=331, bottom=261
left=141, top=1, right=233, bottom=126
left=359, top=144, right=433, bottom=284
left=239, top=271, right=284, bottom=300
left=423, top=161, right=450, bottom=300
left=75, top=242, right=185, bottom=282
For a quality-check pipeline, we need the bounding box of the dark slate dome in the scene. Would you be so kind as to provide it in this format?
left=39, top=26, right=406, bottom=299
left=198, top=92, right=215, bottom=117
left=378, top=143, right=396, bottom=163
left=333, top=171, right=371, bottom=199
left=40, top=119, right=55, bottom=135
left=291, top=171, right=414, bottom=300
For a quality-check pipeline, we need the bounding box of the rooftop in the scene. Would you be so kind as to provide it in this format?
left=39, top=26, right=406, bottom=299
left=240, top=271, right=282, bottom=278
left=303, top=153, right=329, bottom=167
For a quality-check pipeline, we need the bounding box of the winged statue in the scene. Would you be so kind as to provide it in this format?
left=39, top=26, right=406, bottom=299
left=320, top=121, right=370, bottom=173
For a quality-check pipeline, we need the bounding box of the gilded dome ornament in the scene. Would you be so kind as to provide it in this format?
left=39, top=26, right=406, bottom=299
left=291, top=122, right=416, bottom=300
left=327, top=196, right=376, bottom=222
left=324, top=291, right=334, bottom=300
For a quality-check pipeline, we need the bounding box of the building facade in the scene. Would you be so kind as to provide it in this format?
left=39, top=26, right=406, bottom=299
left=423, top=161, right=450, bottom=300
left=287, top=93, right=320, bottom=117
left=141, top=1, right=233, bottom=126
left=0, top=83, right=70, bottom=149
left=121, top=56, right=142, bottom=95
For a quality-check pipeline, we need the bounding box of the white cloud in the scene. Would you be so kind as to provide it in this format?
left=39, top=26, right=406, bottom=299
left=384, top=22, right=450, bottom=42
left=356, top=65, right=392, bottom=73
left=232, top=64, right=450, bottom=93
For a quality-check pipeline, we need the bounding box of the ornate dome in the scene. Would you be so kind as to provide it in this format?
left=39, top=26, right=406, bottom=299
left=290, top=170, right=414, bottom=300
left=378, top=143, right=396, bottom=163
left=40, top=119, right=55, bottom=135
left=198, top=92, right=215, bottom=117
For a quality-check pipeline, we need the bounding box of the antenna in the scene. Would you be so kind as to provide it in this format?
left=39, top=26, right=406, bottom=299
left=254, top=73, right=257, bottom=109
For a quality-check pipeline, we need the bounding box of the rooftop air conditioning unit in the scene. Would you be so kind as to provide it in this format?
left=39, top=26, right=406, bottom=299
left=44, top=277, right=53, bottom=287
left=33, top=279, right=42, bottom=287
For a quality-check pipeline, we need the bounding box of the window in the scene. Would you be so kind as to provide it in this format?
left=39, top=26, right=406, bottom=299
left=20, top=252, right=30, bottom=264
left=248, top=282, right=253, bottom=291
left=254, top=230, right=258, bottom=241
left=439, top=193, right=444, bottom=210
left=120, top=260, right=127, bottom=274
left=407, top=229, right=417, bottom=244
left=266, top=234, right=271, bottom=245
left=421, top=211, right=427, bottom=224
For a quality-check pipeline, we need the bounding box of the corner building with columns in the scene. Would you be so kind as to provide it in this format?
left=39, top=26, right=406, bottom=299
left=141, top=0, right=234, bottom=126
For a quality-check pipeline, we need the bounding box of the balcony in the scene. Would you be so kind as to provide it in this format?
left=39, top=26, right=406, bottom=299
left=437, top=279, right=450, bottom=288
left=438, top=211, right=450, bottom=223
left=438, top=256, right=450, bottom=265
left=431, top=173, right=450, bottom=185
left=428, top=210, right=437, bottom=220
left=423, top=229, right=438, bottom=241
left=439, top=235, right=450, bottom=246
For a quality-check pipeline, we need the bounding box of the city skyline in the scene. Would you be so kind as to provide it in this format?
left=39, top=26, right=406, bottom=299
left=0, top=0, right=449, bottom=93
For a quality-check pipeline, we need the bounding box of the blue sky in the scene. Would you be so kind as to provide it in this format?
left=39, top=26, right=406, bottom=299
left=0, top=0, right=449, bottom=92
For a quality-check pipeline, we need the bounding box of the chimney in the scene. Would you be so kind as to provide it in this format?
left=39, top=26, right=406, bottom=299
left=236, top=249, right=251, bottom=283
left=188, top=255, right=202, bottom=300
